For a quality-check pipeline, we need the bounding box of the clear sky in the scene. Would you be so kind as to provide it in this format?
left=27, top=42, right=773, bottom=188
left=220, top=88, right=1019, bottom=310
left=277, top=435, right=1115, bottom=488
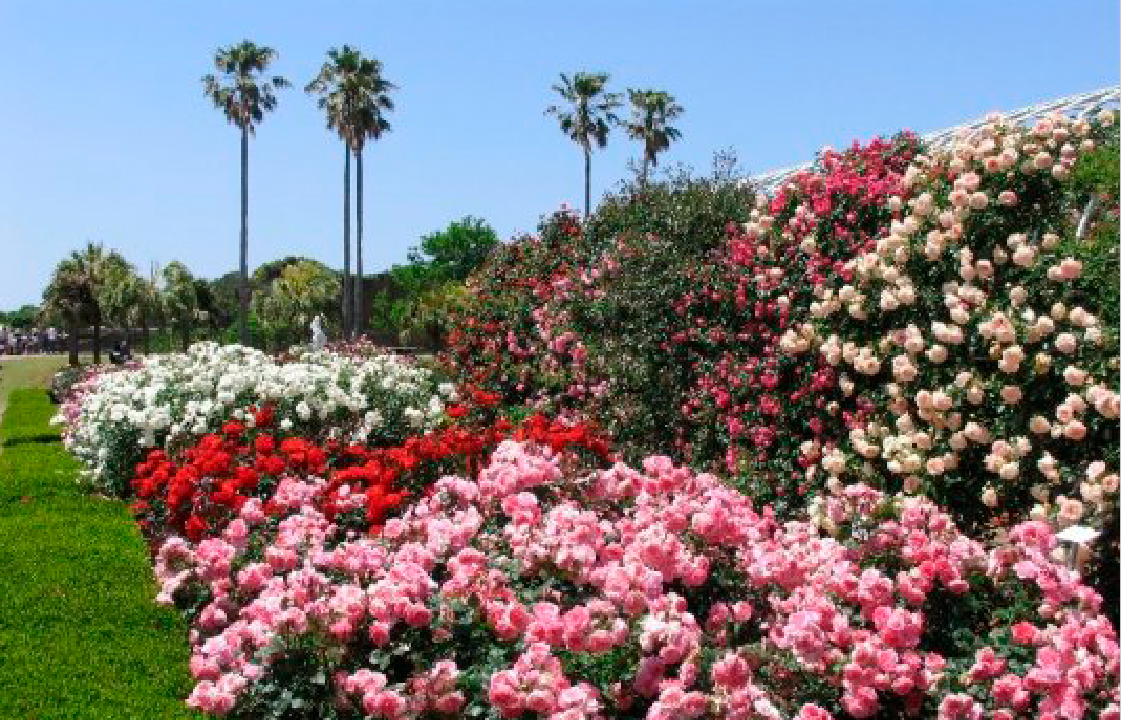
left=0, top=0, right=1118, bottom=309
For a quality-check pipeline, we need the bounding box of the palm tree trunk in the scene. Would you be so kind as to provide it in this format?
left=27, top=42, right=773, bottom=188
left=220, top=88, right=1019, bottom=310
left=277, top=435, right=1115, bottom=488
left=354, top=148, right=364, bottom=338
left=641, top=155, right=650, bottom=188
left=343, top=145, right=352, bottom=340
left=181, top=323, right=191, bottom=351
left=239, top=124, right=250, bottom=346
left=92, top=322, right=101, bottom=365
left=584, top=143, right=592, bottom=219
left=67, top=318, right=79, bottom=367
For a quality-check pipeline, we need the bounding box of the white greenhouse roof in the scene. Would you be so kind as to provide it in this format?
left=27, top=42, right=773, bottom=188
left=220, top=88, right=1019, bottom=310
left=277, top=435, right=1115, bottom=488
left=750, top=86, right=1120, bottom=196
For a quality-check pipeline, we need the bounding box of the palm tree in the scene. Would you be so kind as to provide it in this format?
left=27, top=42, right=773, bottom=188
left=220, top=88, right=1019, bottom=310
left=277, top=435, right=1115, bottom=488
left=42, top=261, right=89, bottom=367
left=202, top=40, right=290, bottom=346
left=348, top=58, right=395, bottom=339
left=137, top=263, right=165, bottom=355
left=625, top=89, right=684, bottom=186
left=162, top=262, right=199, bottom=350
left=545, top=72, right=622, bottom=219
left=41, top=243, right=124, bottom=365
left=306, top=46, right=396, bottom=339
left=98, top=259, right=142, bottom=349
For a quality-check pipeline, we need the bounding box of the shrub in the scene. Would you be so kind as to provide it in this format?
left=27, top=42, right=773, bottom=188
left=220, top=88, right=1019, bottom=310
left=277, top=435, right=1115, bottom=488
left=445, top=134, right=922, bottom=515
left=159, top=442, right=1119, bottom=719
left=57, top=343, right=451, bottom=496
left=800, top=111, right=1120, bottom=535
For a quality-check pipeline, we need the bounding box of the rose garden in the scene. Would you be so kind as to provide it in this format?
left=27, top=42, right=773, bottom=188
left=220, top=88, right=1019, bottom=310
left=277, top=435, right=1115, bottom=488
left=0, top=96, right=1100, bottom=720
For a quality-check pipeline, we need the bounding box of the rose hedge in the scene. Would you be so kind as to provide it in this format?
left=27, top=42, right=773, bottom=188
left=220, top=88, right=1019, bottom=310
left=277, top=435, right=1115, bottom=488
left=445, top=116, right=1121, bottom=537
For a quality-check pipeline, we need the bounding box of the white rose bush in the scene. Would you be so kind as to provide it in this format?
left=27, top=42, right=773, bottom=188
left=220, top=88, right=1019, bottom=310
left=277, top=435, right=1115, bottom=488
left=57, top=342, right=450, bottom=496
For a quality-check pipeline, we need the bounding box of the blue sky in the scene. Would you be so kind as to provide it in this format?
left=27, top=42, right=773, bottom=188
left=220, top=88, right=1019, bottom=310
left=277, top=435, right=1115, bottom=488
left=0, top=0, right=1118, bottom=308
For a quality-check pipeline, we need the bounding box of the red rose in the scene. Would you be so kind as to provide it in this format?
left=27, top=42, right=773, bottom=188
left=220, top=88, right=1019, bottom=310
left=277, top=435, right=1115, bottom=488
left=1011, top=622, right=1039, bottom=645
left=185, top=514, right=208, bottom=542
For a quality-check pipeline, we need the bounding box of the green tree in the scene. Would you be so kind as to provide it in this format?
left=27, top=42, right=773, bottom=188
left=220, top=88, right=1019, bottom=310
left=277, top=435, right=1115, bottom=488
left=545, top=72, right=622, bottom=219
left=161, top=261, right=198, bottom=350
left=98, top=259, right=143, bottom=348
left=624, top=89, right=684, bottom=185
left=41, top=262, right=90, bottom=366
left=1, top=305, right=39, bottom=329
left=202, top=40, right=290, bottom=346
left=137, top=264, right=165, bottom=355
left=408, top=216, right=499, bottom=283
left=306, top=46, right=396, bottom=340
left=40, top=243, right=126, bottom=365
left=252, top=260, right=340, bottom=350
left=399, top=280, right=468, bottom=350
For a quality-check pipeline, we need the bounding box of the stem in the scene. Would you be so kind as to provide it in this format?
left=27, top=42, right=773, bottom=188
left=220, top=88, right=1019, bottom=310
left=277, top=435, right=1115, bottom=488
left=343, top=144, right=352, bottom=340
left=355, top=147, right=364, bottom=338
left=239, top=124, right=250, bottom=346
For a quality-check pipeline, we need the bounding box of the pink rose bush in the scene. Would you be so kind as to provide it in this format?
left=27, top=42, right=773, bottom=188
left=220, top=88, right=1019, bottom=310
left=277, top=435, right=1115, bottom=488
left=791, top=109, right=1120, bottom=540
left=156, top=439, right=1118, bottom=719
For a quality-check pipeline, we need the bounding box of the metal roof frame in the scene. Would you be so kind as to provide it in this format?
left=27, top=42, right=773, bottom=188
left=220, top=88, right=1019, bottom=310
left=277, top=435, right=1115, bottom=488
left=750, top=86, right=1120, bottom=196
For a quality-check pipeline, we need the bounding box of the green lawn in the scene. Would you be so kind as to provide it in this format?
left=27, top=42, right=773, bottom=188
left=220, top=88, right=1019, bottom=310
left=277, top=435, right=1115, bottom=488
left=0, top=355, right=69, bottom=418
left=0, top=382, right=199, bottom=717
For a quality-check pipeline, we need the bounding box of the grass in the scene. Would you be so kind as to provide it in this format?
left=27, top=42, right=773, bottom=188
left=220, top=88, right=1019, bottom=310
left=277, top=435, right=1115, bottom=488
left=1, top=390, right=61, bottom=447
left=0, top=380, right=199, bottom=717
left=0, top=354, right=68, bottom=418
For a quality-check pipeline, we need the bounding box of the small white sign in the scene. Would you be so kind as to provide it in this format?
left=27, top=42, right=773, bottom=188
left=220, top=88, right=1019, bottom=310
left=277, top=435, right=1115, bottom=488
left=1056, top=525, right=1101, bottom=545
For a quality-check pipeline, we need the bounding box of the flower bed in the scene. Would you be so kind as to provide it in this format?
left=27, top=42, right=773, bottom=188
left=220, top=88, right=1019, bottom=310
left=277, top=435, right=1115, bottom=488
left=156, top=439, right=1118, bottom=719
left=57, top=343, right=451, bottom=496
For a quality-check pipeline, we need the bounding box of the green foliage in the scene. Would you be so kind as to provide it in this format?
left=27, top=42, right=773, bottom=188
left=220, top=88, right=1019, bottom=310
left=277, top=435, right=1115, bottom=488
left=545, top=72, right=622, bottom=150
left=305, top=45, right=396, bottom=153
left=98, top=258, right=144, bottom=331
left=408, top=216, right=499, bottom=283
left=41, top=242, right=129, bottom=328
left=445, top=157, right=756, bottom=465
left=0, top=304, right=39, bottom=329
left=398, top=281, right=470, bottom=349
left=202, top=41, right=289, bottom=133
left=367, top=217, right=497, bottom=348
left=252, top=260, right=342, bottom=350
left=162, top=261, right=199, bottom=349
left=1065, top=131, right=1120, bottom=328
left=591, top=151, right=753, bottom=256
left=623, top=89, right=684, bottom=181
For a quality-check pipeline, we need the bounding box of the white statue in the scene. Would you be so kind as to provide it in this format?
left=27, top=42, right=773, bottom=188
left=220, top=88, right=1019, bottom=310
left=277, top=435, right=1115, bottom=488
left=310, top=314, right=327, bottom=350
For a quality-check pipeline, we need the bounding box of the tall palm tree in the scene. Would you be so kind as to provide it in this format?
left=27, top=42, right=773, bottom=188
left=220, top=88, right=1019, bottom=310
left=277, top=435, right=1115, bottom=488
left=348, top=57, right=395, bottom=338
left=545, top=72, right=622, bottom=219
left=306, top=46, right=396, bottom=339
left=202, top=40, right=289, bottom=346
left=625, top=89, right=684, bottom=186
